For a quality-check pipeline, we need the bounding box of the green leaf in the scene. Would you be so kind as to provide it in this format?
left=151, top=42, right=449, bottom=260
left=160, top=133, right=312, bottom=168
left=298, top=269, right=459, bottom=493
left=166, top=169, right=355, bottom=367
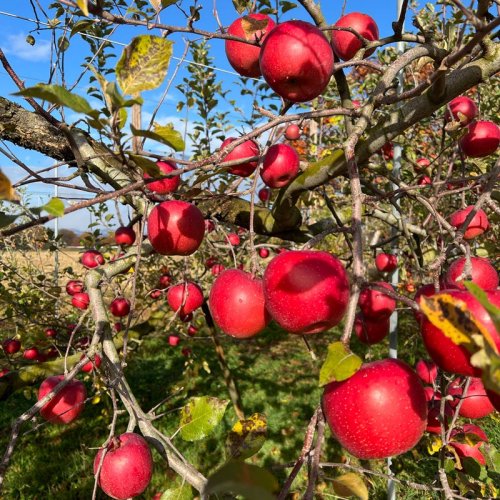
left=41, top=197, right=65, bottom=217
left=204, top=461, right=278, bottom=500
left=231, top=0, right=252, bottom=14
left=226, top=413, right=267, bottom=460
left=331, top=473, right=369, bottom=500
left=464, top=282, right=500, bottom=333
left=0, top=213, right=19, bottom=228
left=179, top=396, right=228, bottom=441
left=129, top=154, right=160, bottom=176
left=319, top=341, right=362, bottom=387
left=14, top=84, right=95, bottom=116
left=160, top=484, right=193, bottom=500
left=116, top=35, right=173, bottom=95
left=131, top=124, right=185, bottom=152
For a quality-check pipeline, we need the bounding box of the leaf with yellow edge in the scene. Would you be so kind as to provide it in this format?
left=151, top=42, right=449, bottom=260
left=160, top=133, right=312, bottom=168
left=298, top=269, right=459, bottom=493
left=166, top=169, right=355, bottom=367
left=226, top=413, right=267, bottom=460
left=0, top=171, right=20, bottom=202
left=427, top=435, right=443, bottom=455
left=76, top=0, right=89, bottom=16
left=331, top=473, right=369, bottom=500
left=319, top=341, right=362, bottom=387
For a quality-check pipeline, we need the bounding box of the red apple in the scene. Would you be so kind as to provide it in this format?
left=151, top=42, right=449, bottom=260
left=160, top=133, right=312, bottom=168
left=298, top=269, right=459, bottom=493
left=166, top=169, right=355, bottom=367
left=445, top=96, right=478, bottom=125
left=418, top=175, right=432, bottom=186
left=359, top=282, right=396, bottom=320
left=0, top=368, right=9, bottom=377
left=204, top=219, right=215, bottom=232
left=181, top=347, right=192, bottom=357
left=259, top=20, right=334, bottom=103
left=285, top=124, right=301, bottom=140
left=114, top=322, right=123, bottom=332
left=354, top=314, right=390, bottom=344
left=38, top=375, right=86, bottom=424
left=444, top=256, right=498, bottom=290
left=147, top=200, right=205, bottom=256
left=150, top=289, right=162, bottom=299
left=225, top=13, right=276, bottom=78
left=415, top=157, right=431, bottom=172
left=323, top=359, right=427, bottom=459
left=72, top=292, right=90, bottom=310
left=110, top=297, right=131, bottom=317
left=23, top=347, right=40, bottom=361
left=209, top=269, right=270, bottom=339
left=205, top=256, right=218, bottom=269
left=45, top=328, right=58, bottom=339
left=187, top=324, right=198, bottom=337
left=258, top=247, right=269, bottom=258
left=227, top=233, right=240, bottom=246
left=460, top=120, right=500, bottom=157
left=258, top=187, right=271, bottom=202
left=331, top=12, right=379, bottom=61
left=144, top=160, right=180, bottom=194
left=380, top=142, right=394, bottom=160
left=426, top=401, right=453, bottom=434
left=448, top=377, right=495, bottom=418
left=220, top=137, right=260, bottom=177
left=261, top=143, right=300, bottom=188
left=211, top=263, right=225, bottom=276
left=167, top=282, right=204, bottom=317
left=81, top=353, right=102, bottom=373
left=375, top=253, right=397, bottom=273
left=449, top=206, right=489, bottom=239
left=158, top=273, right=172, bottom=288
left=2, top=338, right=21, bottom=355
left=114, top=226, right=136, bottom=246
left=263, top=250, right=350, bottom=334
left=486, top=388, right=500, bottom=411
left=94, top=433, right=153, bottom=500
left=81, top=250, right=105, bottom=269
left=66, top=280, right=84, bottom=296
left=415, top=359, right=438, bottom=385
left=168, top=335, right=180, bottom=347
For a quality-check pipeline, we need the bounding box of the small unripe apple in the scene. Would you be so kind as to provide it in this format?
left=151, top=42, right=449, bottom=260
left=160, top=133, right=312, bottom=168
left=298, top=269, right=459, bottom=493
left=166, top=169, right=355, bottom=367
left=448, top=378, right=495, bottom=418
left=3, top=338, right=21, bottom=355
left=449, top=206, right=489, bottom=239
left=81, top=250, right=105, bottom=269
left=114, top=226, right=136, bottom=246
left=144, top=160, right=180, bottom=194
left=220, top=137, right=260, bottom=177
left=72, top=292, right=90, bottom=310
left=359, top=282, right=396, bottom=320
left=354, top=314, right=390, bottom=344
left=66, top=280, right=84, bottom=296
left=258, top=187, right=271, bottom=202
left=445, top=96, right=478, bottom=125
left=227, top=233, right=240, bottom=246
left=168, top=335, right=180, bottom=347
left=415, top=359, right=438, bottom=385
left=284, top=124, right=300, bottom=140
left=167, top=282, right=204, bottom=317
left=258, top=247, right=269, bottom=259
left=444, top=256, right=498, bottom=290
left=81, top=353, right=102, bottom=373
left=460, top=120, right=500, bottom=157
left=261, top=143, right=300, bottom=188
left=375, top=253, right=397, bottom=273
left=110, top=297, right=131, bottom=317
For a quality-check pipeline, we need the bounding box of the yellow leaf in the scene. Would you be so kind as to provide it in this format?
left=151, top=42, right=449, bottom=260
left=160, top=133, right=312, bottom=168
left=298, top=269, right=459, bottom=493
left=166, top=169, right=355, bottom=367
left=91, top=395, right=101, bottom=404
left=427, top=435, right=442, bottom=455
left=76, top=0, right=89, bottom=16
left=331, top=473, right=369, bottom=500
left=226, top=413, right=267, bottom=460
left=0, top=171, right=20, bottom=202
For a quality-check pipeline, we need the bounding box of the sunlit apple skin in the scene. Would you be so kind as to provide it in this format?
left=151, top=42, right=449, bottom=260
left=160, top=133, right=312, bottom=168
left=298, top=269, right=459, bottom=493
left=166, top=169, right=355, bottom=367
left=114, top=226, right=136, bottom=246
left=449, top=206, right=489, bottom=240
left=263, top=250, right=350, bottom=334
left=415, top=359, right=438, bottom=385
left=460, top=120, right=500, bottom=157
left=81, top=250, right=105, bottom=269
left=110, top=297, right=131, bottom=317
left=167, top=282, right=204, bottom=317
left=258, top=247, right=269, bottom=258
left=144, top=160, right=180, bottom=194
left=261, top=143, right=300, bottom=188
left=444, top=256, right=498, bottom=290
left=445, top=96, right=478, bottom=125
left=420, top=290, right=500, bottom=377
left=72, top=292, right=90, bottom=310
left=225, top=13, right=276, bottom=77
left=81, top=353, right=102, bottom=373
left=358, top=282, right=396, bottom=320
left=66, top=280, right=84, bottom=296
left=375, top=253, right=397, bottom=273
left=415, top=157, right=431, bottom=172
left=2, top=338, right=21, bottom=355
left=38, top=375, right=86, bottom=424
left=209, top=269, right=270, bottom=339
left=354, top=314, right=390, bottom=344
left=259, top=20, right=334, bottom=103
left=23, top=347, right=40, bottom=361
left=331, top=12, right=379, bottom=61
left=147, top=200, right=205, bottom=256
left=220, top=137, right=260, bottom=177
left=94, top=433, right=153, bottom=500
left=448, top=378, right=495, bottom=418
left=322, top=359, right=427, bottom=459
left=285, top=124, right=300, bottom=140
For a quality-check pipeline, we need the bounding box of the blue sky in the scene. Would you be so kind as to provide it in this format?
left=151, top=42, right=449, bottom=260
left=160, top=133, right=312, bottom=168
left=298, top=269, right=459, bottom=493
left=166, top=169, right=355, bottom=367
left=0, top=1, right=411, bottom=232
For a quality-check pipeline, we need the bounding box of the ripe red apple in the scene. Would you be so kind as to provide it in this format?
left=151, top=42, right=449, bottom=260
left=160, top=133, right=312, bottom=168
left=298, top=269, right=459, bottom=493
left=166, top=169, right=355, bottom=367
left=150, top=289, right=162, bottom=299
left=205, top=256, right=218, bottom=269
left=187, top=324, right=198, bottom=337
left=45, top=327, right=58, bottom=339
left=158, top=273, right=172, bottom=288
left=220, top=137, right=260, bottom=177
left=258, top=187, right=271, bottom=202
left=415, top=359, right=438, bottom=385
left=227, top=233, right=240, bottom=246
left=448, top=378, right=495, bottom=418
left=418, top=175, right=432, bottom=186
left=179, top=312, right=193, bottom=323
left=259, top=20, right=334, bottom=103
left=114, top=226, right=136, bottom=246
left=354, top=314, right=390, bottom=344
left=323, top=359, right=427, bottom=459
left=147, top=200, right=205, bottom=256
left=415, top=157, right=431, bottom=172
left=225, top=13, right=276, bottom=78
left=167, top=282, right=204, bottom=317
left=285, top=124, right=301, bottom=140
left=110, top=297, right=131, bottom=317
left=94, top=433, right=153, bottom=500
left=72, top=292, right=90, bottom=310
left=0, top=368, right=9, bottom=377
left=486, top=388, right=500, bottom=411
left=81, top=353, right=102, bottom=373
left=168, top=335, right=180, bottom=347
left=209, top=269, right=270, bottom=339
left=81, top=250, right=105, bottom=269
left=258, top=247, right=269, bottom=259
left=460, top=120, right=500, bottom=157
left=445, top=96, right=478, bottom=125
left=181, top=347, right=192, bottom=357
left=23, top=347, right=40, bottom=361
left=444, top=256, right=498, bottom=290
left=375, top=253, right=397, bottom=273
left=359, top=282, right=396, bottom=320
left=204, top=219, right=215, bottom=232
left=263, top=250, right=350, bottom=334
left=261, top=143, right=300, bottom=188
left=420, top=290, right=500, bottom=376
left=144, top=160, right=180, bottom=194
left=38, top=375, right=86, bottom=424
left=211, top=263, right=225, bottom=276
left=426, top=400, right=453, bottom=435
left=66, top=280, right=84, bottom=296
left=449, top=206, right=489, bottom=239
left=331, top=12, right=379, bottom=61
left=3, top=338, right=21, bottom=355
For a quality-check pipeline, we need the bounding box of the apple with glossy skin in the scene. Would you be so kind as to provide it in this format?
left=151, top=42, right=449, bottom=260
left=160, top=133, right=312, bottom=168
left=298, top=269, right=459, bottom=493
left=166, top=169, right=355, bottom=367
left=460, top=120, right=500, bottom=157
left=444, top=256, right=498, bottom=290
left=147, top=200, right=205, bottom=256
left=420, top=290, right=500, bottom=376
left=220, top=137, right=260, bottom=177
left=72, top=292, right=90, bottom=310
left=23, top=347, right=40, bottom=361
left=415, top=157, right=431, bottom=172
left=259, top=20, right=334, bottom=103
left=81, top=250, right=105, bottom=269
left=209, top=269, right=270, bottom=339
left=263, top=250, right=349, bottom=334
left=81, top=353, right=102, bottom=373
left=66, top=280, right=84, bottom=296
left=258, top=187, right=271, bottom=202
left=445, top=96, right=478, bottom=125
left=331, top=12, right=379, bottom=61
left=38, top=375, right=86, bottom=424
left=258, top=247, right=269, bottom=258
left=167, top=282, right=204, bottom=317
left=168, top=335, right=180, bottom=347
left=114, top=226, right=136, bottom=246
left=3, top=338, right=21, bottom=355
left=110, top=297, right=131, bottom=317
left=285, top=124, right=301, bottom=140
left=323, top=359, right=427, bottom=459
left=227, top=233, right=241, bottom=246
left=261, top=143, right=300, bottom=188
left=359, top=282, right=396, bottom=320
left=354, top=314, right=390, bottom=344
left=415, top=359, right=438, bottom=385
left=449, top=206, right=489, bottom=239
left=448, top=378, right=495, bottom=418
left=225, top=13, right=276, bottom=78
left=375, top=253, right=397, bottom=273
left=45, top=327, right=57, bottom=339
left=144, top=160, right=180, bottom=194
left=94, top=432, right=153, bottom=500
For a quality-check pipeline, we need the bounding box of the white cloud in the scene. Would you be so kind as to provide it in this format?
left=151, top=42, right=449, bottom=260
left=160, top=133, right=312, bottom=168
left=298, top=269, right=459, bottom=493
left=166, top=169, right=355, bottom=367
left=3, top=33, right=51, bottom=61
